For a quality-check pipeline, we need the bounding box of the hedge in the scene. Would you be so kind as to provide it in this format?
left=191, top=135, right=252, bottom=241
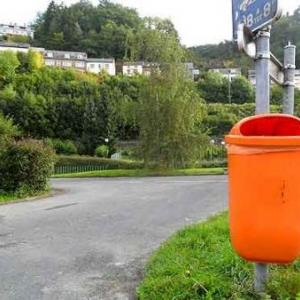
left=55, top=155, right=144, bottom=170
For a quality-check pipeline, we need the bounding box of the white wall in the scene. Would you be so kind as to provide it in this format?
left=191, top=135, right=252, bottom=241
left=0, top=46, right=28, bottom=53
left=87, top=61, right=116, bottom=76
left=122, top=65, right=143, bottom=76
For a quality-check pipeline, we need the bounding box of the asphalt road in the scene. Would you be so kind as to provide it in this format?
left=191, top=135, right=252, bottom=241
left=0, top=176, right=228, bottom=300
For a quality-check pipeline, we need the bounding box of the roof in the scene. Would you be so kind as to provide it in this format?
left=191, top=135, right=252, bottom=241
left=45, top=49, right=87, bottom=56
left=0, top=42, right=30, bottom=48
left=123, top=62, right=144, bottom=66
left=86, top=58, right=115, bottom=63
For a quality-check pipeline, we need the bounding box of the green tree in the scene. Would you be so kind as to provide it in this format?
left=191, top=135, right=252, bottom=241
left=0, top=51, right=20, bottom=85
left=197, top=71, right=228, bottom=103
left=230, top=76, right=255, bottom=104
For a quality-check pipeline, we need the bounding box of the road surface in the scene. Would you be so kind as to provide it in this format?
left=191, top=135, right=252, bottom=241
left=0, top=176, right=227, bottom=300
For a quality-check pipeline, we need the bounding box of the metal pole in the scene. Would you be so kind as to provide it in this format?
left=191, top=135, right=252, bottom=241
left=254, top=26, right=271, bottom=293
left=283, top=43, right=296, bottom=115
left=254, top=263, right=269, bottom=293
left=255, top=27, right=271, bottom=114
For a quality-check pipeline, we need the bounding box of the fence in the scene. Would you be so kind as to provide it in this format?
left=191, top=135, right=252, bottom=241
left=54, top=165, right=109, bottom=175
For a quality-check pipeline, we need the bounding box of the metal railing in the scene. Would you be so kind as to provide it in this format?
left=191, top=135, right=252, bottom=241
left=54, top=165, right=108, bottom=175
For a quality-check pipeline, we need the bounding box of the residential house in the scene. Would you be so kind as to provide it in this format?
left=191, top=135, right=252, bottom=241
left=122, top=62, right=144, bottom=76
left=210, top=68, right=242, bottom=81
left=86, top=58, right=116, bottom=76
left=295, top=69, right=300, bottom=90
left=0, top=42, right=30, bottom=53
left=248, top=70, right=256, bottom=86
left=0, top=23, right=34, bottom=39
left=184, top=62, right=200, bottom=81
left=44, top=50, right=87, bottom=72
left=248, top=69, right=300, bottom=89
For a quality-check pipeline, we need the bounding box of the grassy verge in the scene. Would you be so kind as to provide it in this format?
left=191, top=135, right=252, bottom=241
left=137, top=213, right=300, bottom=300
left=0, top=189, right=50, bottom=204
left=52, top=168, right=226, bottom=178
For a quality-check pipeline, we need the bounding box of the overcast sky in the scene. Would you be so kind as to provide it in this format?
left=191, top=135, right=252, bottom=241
left=0, top=0, right=299, bottom=47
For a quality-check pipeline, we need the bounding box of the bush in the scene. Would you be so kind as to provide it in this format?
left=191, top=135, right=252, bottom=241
left=0, top=140, right=56, bottom=194
left=95, top=145, right=109, bottom=158
left=45, top=139, right=78, bottom=155
left=56, top=155, right=143, bottom=170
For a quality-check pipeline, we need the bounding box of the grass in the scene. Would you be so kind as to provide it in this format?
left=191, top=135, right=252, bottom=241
left=52, top=168, right=226, bottom=178
left=0, top=189, right=50, bottom=204
left=137, top=213, right=300, bottom=300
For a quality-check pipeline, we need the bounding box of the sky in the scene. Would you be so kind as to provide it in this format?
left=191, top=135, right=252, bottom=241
left=0, top=0, right=299, bottom=47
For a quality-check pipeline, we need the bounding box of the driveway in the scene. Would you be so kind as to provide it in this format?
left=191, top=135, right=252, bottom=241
left=0, top=176, right=228, bottom=300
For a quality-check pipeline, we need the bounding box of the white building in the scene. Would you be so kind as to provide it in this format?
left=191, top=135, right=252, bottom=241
left=86, top=58, right=116, bottom=76
left=295, top=69, right=300, bottom=90
left=248, top=70, right=256, bottom=86
left=0, top=42, right=30, bottom=53
left=0, top=23, right=34, bottom=39
left=210, top=68, right=242, bottom=81
left=249, top=69, right=300, bottom=89
left=44, top=50, right=87, bottom=72
left=122, top=62, right=144, bottom=76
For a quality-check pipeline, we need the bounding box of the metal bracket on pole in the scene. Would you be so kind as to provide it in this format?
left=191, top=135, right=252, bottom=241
left=283, top=43, right=296, bottom=115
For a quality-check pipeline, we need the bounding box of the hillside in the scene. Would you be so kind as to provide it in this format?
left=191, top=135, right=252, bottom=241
left=189, top=6, right=300, bottom=72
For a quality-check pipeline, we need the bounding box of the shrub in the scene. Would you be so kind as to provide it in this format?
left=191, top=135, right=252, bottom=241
left=45, top=139, right=78, bottom=155
left=0, top=113, right=20, bottom=151
left=0, top=140, right=56, bottom=194
left=95, top=145, right=109, bottom=158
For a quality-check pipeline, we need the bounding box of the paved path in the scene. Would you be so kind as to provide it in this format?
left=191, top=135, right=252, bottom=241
left=0, top=176, right=227, bottom=300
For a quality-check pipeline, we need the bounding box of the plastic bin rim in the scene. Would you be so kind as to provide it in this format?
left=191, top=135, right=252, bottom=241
left=225, top=135, right=300, bottom=146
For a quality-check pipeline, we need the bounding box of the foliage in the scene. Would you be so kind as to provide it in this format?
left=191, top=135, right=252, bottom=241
left=0, top=140, right=56, bottom=195
left=203, top=103, right=281, bottom=137
left=0, top=51, right=20, bottom=84
left=197, top=72, right=255, bottom=104
left=17, top=50, right=44, bottom=73
left=137, top=212, right=300, bottom=300
left=0, top=65, right=143, bottom=154
left=95, top=145, right=109, bottom=158
left=139, top=64, right=207, bottom=169
left=0, top=113, right=20, bottom=150
left=45, top=138, right=78, bottom=155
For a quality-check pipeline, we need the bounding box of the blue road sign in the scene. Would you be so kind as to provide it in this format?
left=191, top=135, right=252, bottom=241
left=232, top=0, right=282, bottom=39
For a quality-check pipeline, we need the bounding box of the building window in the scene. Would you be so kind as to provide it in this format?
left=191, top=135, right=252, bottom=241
left=64, top=53, right=70, bottom=59
left=90, top=64, right=95, bottom=69
left=98, top=64, right=102, bottom=69
left=47, top=52, right=53, bottom=58
left=75, top=62, right=85, bottom=68
left=62, top=61, right=72, bottom=67
left=45, top=60, right=55, bottom=66
left=77, top=55, right=83, bottom=59
left=56, top=61, right=62, bottom=66
left=105, top=64, right=110, bottom=70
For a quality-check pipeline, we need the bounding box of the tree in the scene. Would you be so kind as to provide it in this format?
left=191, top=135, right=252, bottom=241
left=0, top=51, right=20, bottom=85
left=197, top=71, right=228, bottom=103
left=230, top=76, right=255, bottom=104
left=136, top=29, right=207, bottom=168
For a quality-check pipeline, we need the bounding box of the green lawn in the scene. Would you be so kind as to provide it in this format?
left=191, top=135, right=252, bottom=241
left=137, top=213, right=300, bottom=300
left=0, top=190, right=50, bottom=204
left=52, top=168, right=226, bottom=178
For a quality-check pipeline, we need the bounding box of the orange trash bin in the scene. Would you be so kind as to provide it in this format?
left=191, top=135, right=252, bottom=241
left=225, top=114, right=300, bottom=264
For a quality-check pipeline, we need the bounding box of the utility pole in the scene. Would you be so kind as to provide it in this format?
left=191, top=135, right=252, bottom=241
left=283, top=42, right=296, bottom=115
left=253, top=26, right=271, bottom=292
